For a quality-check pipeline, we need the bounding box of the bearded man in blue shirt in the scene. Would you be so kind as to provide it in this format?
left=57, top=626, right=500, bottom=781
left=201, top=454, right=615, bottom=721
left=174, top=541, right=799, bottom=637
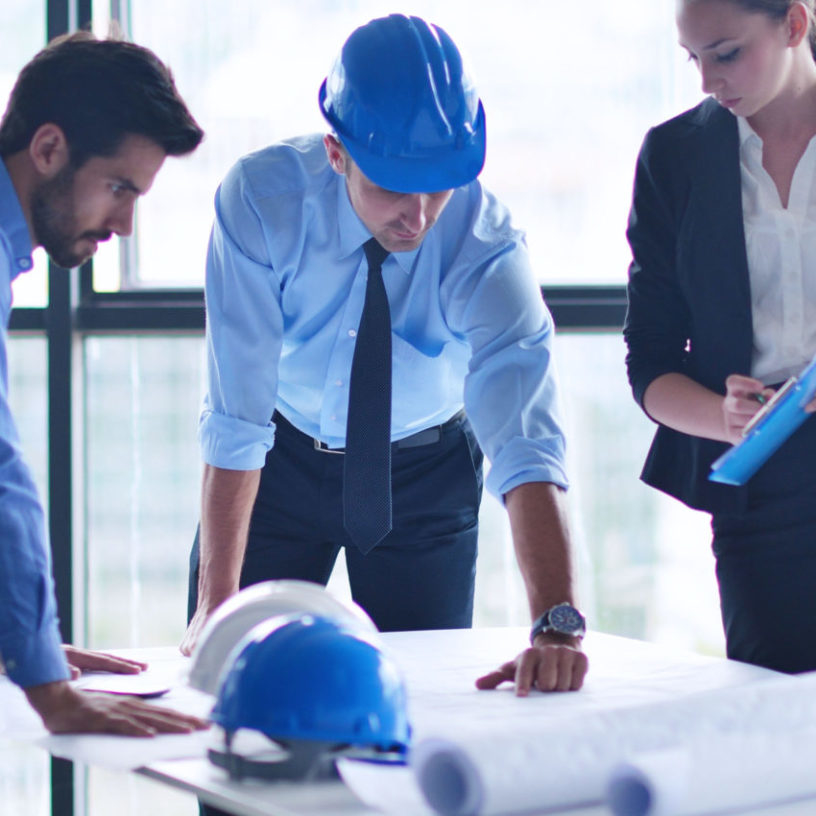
left=183, top=14, right=588, bottom=696
left=0, top=32, right=207, bottom=735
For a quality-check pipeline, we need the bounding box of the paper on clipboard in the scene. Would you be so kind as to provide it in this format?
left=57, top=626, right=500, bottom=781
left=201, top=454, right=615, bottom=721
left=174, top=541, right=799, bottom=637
left=72, top=673, right=171, bottom=698
left=709, top=353, right=816, bottom=486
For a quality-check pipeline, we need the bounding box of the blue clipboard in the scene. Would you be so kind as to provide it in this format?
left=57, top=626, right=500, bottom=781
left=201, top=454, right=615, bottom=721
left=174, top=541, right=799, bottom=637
left=709, top=354, right=816, bottom=486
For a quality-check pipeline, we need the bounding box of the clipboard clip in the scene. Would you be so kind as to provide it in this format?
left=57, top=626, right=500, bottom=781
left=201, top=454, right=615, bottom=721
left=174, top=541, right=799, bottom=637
left=741, top=376, right=798, bottom=438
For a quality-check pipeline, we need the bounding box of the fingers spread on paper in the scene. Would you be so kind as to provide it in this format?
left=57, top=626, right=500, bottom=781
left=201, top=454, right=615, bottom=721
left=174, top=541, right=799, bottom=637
left=475, top=645, right=588, bottom=695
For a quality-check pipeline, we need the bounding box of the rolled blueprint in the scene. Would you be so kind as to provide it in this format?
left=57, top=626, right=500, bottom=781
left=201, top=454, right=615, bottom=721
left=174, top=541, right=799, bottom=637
left=607, top=730, right=816, bottom=816
left=411, top=670, right=816, bottom=816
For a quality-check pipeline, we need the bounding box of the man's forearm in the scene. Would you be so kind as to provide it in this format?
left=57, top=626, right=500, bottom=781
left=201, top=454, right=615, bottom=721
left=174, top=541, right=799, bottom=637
left=504, top=481, right=576, bottom=621
left=475, top=480, right=587, bottom=693
left=196, top=463, right=261, bottom=610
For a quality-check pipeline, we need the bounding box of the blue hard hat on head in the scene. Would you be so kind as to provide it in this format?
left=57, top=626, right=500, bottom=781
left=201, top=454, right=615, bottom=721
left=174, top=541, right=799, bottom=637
left=319, top=14, right=486, bottom=194
left=209, top=614, right=410, bottom=780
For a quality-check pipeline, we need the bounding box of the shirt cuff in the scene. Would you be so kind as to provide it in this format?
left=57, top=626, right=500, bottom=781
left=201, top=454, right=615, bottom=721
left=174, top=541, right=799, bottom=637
left=1, top=624, right=69, bottom=688
left=486, top=436, right=569, bottom=498
left=199, top=409, right=277, bottom=470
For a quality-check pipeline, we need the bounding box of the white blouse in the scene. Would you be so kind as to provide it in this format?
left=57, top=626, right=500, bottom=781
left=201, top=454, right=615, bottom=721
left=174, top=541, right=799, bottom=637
left=738, top=115, right=816, bottom=384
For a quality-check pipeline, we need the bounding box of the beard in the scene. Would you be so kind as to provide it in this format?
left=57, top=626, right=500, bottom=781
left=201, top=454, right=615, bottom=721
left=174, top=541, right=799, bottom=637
left=30, top=166, right=110, bottom=269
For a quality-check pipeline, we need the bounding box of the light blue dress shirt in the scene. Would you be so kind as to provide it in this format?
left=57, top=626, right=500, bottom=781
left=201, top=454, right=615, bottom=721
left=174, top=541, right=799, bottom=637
left=0, top=160, right=69, bottom=688
left=200, top=134, right=568, bottom=498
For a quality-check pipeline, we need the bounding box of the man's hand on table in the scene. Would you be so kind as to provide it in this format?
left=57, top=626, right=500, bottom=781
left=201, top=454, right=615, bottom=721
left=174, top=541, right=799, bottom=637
left=24, top=680, right=208, bottom=736
left=180, top=600, right=222, bottom=657
left=62, top=645, right=148, bottom=680
left=475, top=632, right=588, bottom=695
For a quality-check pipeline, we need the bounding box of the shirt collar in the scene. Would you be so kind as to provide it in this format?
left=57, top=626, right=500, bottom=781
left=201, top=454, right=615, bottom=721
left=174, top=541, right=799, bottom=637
left=0, top=159, right=34, bottom=279
left=334, top=174, right=421, bottom=274
left=737, top=116, right=762, bottom=152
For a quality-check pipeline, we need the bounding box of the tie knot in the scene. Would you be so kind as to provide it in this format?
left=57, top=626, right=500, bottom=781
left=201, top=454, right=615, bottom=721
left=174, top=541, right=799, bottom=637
left=363, top=237, right=390, bottom=270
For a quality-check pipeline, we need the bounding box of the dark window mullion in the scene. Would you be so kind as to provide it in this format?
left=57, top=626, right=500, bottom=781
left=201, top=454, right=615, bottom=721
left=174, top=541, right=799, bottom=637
left=46, top=0, right=91, bottom=812
left=69, top=285, right=628, bottom=333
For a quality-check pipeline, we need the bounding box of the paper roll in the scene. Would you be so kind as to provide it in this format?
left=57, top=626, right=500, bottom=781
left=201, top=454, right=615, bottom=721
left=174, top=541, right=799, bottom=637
left=608, top=731, right=816, bottom=816
left=412, top=739, right=484, bottom=816
left=607, top=749, right=690, bottom=816
left=412, top=671, right=816, bottom=816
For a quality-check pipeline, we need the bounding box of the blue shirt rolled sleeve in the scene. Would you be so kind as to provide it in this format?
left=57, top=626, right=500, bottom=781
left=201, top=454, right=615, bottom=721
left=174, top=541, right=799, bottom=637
left=0, top=421, right=70, bottom=686
left=199, top=160, right=281, bottom=470
left=198, top=408, right=276, bottom=471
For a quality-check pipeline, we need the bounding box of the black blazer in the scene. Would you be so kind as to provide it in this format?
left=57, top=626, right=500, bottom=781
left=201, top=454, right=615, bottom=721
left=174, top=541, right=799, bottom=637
left=624, top=97, right=752, bottom=515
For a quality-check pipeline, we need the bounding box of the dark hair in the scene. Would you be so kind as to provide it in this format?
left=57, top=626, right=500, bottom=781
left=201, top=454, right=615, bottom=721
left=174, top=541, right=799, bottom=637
left=721, top=0, right=816, bottom=60
left=0, top=31, right=204, bottom=166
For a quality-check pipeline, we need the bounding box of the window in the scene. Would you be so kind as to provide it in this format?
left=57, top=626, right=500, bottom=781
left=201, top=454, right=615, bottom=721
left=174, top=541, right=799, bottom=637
left=5, top=3, right=725, bottom=816
left=3, top=337, right=49, bottom=816
left=93, top=0, right=702, bottom=288
left=2, top=0, right=48, bottom=306
left=84, top=336, right=204, bottom=648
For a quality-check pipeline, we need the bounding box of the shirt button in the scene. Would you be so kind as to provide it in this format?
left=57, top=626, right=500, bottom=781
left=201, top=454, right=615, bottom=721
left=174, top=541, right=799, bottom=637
left=17, top=258, right=31, bottom=270
left=335, top=379, right=343, bottom=387
left=348, top=329, right=357, bottom=337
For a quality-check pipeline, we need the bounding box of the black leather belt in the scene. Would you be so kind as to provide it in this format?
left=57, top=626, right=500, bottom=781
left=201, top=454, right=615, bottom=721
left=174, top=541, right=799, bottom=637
left=311, top=409, right=465, bottom=455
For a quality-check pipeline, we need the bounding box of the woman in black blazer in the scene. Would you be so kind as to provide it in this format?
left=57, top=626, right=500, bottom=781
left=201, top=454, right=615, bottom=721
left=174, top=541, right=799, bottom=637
left=624, top=0, right=816, bottom=673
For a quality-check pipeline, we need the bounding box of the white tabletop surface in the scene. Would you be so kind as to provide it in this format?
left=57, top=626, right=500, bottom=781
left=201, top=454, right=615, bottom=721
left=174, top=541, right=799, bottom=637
left=4, top=627, right=815, bottom=816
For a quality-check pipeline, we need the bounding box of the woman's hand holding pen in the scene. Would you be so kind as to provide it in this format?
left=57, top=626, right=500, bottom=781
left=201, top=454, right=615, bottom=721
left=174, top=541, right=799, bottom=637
left=722, top=374, right=774, bottom=444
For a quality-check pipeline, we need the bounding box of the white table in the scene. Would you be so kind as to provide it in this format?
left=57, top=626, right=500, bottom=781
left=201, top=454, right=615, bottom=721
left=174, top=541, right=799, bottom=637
left=5, top=628, right=816, bottom=816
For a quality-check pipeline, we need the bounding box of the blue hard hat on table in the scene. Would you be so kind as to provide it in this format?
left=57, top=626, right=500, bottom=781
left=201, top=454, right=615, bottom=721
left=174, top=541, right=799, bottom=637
left=211, top=614, right=411, bottom=755
left=319, top=13, right=486, bottom=194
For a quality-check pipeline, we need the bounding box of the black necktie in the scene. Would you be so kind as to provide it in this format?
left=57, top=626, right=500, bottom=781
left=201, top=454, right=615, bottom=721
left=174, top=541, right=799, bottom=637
left=344, top=238, right=392, bottom=552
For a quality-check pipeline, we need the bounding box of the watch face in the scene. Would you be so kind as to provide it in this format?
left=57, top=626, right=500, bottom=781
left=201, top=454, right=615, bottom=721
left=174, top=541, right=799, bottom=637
left=550, top=604, right=585, bottom=635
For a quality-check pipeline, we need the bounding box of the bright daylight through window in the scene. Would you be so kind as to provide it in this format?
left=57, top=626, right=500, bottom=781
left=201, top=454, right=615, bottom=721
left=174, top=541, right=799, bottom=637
left=3, top=3, right=725, bottom=814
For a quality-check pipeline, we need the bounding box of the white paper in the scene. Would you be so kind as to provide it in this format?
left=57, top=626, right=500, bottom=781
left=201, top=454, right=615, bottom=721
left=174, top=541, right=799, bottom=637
left=608, top=730, right=816, bottom=816
left=41, top=727, right=215, bottom=771
left=39, top=679, right=216, bottom=770
left=306, top=629, right=775, bottom=816
left=411, top=669, right=816, bottom=816
left=607, top=749, right=690, bottom=816
left=0, top=633, right=791, bottom=814
left=72, top=673, right=171, bottom=698
left=337, top=758, right=436, bottom=816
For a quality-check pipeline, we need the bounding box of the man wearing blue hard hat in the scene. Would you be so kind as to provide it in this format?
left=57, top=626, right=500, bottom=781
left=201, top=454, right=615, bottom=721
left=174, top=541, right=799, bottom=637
left=184, top=14, right=588, bottom=698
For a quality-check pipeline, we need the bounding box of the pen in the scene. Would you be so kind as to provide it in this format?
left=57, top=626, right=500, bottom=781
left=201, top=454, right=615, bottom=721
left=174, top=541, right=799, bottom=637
left=742, top=378, right=796, bottom=437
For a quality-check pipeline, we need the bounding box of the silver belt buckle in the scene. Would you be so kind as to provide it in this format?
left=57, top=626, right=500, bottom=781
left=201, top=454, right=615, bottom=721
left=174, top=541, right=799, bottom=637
left=313, top=438, right=345, bottom=454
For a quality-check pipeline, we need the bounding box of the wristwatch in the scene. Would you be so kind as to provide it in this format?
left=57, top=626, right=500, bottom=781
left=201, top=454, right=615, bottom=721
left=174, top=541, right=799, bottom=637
left=530, top=602, right=586, bottom=644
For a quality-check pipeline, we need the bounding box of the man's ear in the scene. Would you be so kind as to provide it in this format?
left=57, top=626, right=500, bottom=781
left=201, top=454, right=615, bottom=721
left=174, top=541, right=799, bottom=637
left=323, top=133, right=348, bottom=175
left=29, top=123, right=70, bottom=177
